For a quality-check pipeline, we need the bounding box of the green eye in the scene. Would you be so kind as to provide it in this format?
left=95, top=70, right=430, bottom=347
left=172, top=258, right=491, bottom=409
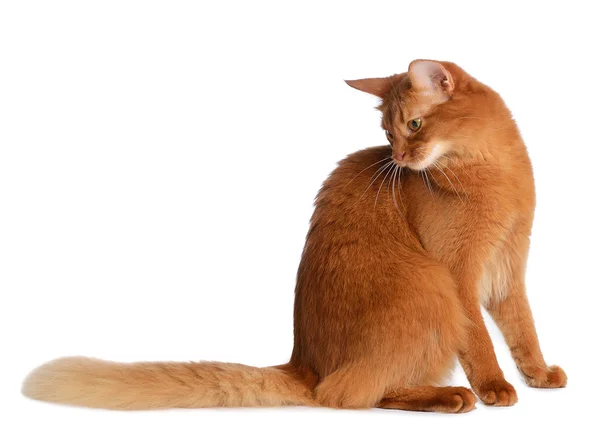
left=385, top=130, right=393, bottom=142
left=408, top=118, right=422, bottom=132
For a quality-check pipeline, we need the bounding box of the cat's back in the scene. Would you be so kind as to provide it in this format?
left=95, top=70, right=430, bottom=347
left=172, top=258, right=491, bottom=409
left=311, top=145, right=400, bottom=222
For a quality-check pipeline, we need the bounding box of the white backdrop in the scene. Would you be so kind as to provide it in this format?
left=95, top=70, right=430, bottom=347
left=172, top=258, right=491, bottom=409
left=1, top=1, right=598, bottom=432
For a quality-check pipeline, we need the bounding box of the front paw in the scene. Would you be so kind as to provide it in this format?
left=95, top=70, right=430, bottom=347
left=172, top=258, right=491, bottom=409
left=520, top=365, right=567, bottom=388
left=474, top=378, right=518, bottom=406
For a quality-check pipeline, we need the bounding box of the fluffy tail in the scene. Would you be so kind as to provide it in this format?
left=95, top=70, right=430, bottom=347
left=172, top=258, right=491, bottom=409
left=22, top=357, right=316, bottom=410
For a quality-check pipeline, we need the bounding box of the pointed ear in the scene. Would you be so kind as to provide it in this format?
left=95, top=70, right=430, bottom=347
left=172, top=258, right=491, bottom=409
left=408, top=60, right=454, bottom=95
left=345, top=77, right=394, bottom=98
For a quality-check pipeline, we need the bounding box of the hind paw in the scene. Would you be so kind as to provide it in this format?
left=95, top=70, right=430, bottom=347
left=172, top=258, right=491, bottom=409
left=435, top=387, right=477, bottom=413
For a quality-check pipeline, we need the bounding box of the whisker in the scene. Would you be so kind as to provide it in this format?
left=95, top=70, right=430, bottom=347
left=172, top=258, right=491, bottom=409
left=432, top=161, right=465, bottom=203
left=397, top=167, right=406, bottom=211
left=358, top=160, right=394, bottom=202
left=390, top=165, right=407, bottom=221
left=423, top=169, right=434, bottom=196
left=427, top=167, right=442, bottom=189
left=344, top=156, right=391, bottom=187
left=387, top=164, right=395, bottom=195
left=435, top=158, right=467, bottom=194
left=374, top=163, right=395, bottom=211
left=438, top=155, right=472, bottom=179
left=391, top=165, right=402, bottom=217
left=413, top=157, right=433, bottom=196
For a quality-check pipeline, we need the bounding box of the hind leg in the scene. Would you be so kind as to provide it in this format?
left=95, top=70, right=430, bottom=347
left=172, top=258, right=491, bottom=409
left=377, top=386, right=476, bottom=413
left=314, top=364, right=389, bottom=409
left=314, top=270, right=472, bottom=411
left=313, top=260, right=471, bottom=412
left=315, top=367, right=477, bottom=414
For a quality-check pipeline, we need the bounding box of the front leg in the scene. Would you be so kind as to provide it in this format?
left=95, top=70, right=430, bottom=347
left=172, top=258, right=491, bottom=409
left=456, top=280, right=518, bottom=406
left=486, top=289, right=567, bottom=388
left=484, top=233, right=567, bottom=388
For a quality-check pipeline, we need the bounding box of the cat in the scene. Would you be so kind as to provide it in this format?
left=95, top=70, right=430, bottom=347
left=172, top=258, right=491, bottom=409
left=22, top=60, right=566, bottom=413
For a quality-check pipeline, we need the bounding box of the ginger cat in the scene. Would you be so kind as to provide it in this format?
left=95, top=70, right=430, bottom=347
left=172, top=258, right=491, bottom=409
left=22, top=60, right=566, bottom=413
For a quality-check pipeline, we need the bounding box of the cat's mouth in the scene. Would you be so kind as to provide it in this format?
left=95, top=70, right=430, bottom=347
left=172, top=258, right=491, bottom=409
left=394, top=144, right=445, bottom=171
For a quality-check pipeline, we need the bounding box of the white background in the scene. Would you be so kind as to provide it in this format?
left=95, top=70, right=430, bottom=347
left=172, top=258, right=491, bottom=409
left=1, top=1, right=599, bottom=432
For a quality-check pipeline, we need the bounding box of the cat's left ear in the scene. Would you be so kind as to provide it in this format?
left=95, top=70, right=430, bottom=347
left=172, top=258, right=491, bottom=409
left=408, top=60, right=454, bottom=96
left=345, top=77, right=394, bottom=98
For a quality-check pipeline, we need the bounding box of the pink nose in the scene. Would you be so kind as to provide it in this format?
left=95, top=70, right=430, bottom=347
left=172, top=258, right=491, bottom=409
left=394, top=151, right=406, bottom=161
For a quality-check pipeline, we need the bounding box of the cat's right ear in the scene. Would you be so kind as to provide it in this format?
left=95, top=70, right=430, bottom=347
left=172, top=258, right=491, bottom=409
left=345, top=77, right=394, bottom=98
left=408, top=60, right=454, bottom=96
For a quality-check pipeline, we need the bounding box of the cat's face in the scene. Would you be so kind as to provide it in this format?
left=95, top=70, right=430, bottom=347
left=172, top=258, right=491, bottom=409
left=347, top=60, right=485, bottom=171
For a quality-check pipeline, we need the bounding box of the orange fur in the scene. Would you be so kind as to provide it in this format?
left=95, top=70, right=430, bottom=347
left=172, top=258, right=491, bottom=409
left=22, top=60, right=566, bottom=413
left=22, top=357, right=316, bottom=409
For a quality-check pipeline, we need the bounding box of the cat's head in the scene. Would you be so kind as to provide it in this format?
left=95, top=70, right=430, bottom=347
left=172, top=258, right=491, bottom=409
left=346, top=60, right=507, bottom=170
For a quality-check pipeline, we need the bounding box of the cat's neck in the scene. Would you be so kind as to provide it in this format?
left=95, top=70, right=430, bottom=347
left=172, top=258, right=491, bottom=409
left=420, top=137, right=532, bottom=198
